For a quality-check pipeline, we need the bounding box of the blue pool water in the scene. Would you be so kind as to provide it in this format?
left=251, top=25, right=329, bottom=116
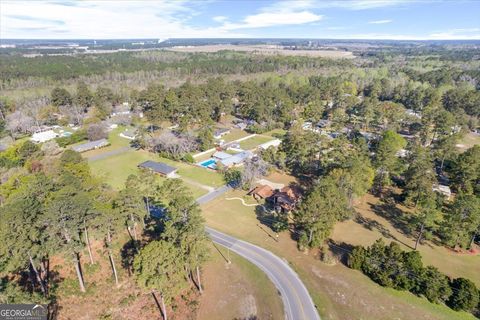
left=199, top=158, right=217, bottom=169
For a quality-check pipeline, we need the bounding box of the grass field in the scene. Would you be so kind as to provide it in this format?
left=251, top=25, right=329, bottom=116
left=82, top=126, right=131, bottom=158
left=198, top=243, right=284, bottom=320
left=457, top=132, right=480, bottom=152
left=263, top=128, right=287, bottom=138
left=167, top=44, right=355, bottom=59
left=239, top=134, right=275, bottom=150
left=201, top=189, right=477, bottom=320
left=331, top=193, right=480, bottom=286
left=89, top=150, right=208, bottom=198
left=221, top=128, right=251, bottom=142
left=89, top=147, right=224, bottom=193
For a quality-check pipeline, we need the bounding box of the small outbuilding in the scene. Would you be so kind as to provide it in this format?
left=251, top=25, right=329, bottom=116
left=214, top=128, right=230, bottom=139
left=119, top=129, right=137, bottom=140
left=71, top=139, right=109, bottom=153
left=258, top=139, right=281, bottom=150
left=138, top=160, right=177, bottom=178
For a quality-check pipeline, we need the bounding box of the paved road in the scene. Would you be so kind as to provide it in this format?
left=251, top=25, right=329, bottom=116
left=206, top=227, right=320, bottom=320
left=196, top=185, right=231, bottom=205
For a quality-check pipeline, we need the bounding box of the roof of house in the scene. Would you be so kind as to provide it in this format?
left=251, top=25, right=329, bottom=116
left=259, top=139, right=281, bottom=150
left=248, top=185, right=274, bottom=198
left=121, top=129, right=137, bottom=137
left=214, top=128, right=230, bottom=136
left=213, top=151, right=232, bottom=160
left=220, top=151, right=252, bottom=167
left=31, top=130, right=58, bottom=143
left=71, top=139, right=109, bottom=152
left=280, top=186, right=302, bottom=200
left=273, top=186, right=302, bottom=209
left=138, top=160, right=177, bottom=175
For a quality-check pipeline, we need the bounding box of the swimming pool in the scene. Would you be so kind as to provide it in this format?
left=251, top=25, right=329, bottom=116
left=199, top=158, right=217, bottom=169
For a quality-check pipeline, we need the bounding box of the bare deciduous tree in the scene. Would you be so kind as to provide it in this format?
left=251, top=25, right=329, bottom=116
left=146, top=131, right=197, bottom=159
left=241, top=156, right=270, bottom=189
left=87, top=123, right=107, bottom=141
left=6, top=110, right=35, bottom=136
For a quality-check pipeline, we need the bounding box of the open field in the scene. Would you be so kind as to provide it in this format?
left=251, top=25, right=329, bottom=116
left=198, top=243, right=284, bottom=320
left=167, top=45, right=355, bottom=59
left=221, top=128, right=251, bottom=142
left=201, top=188, right=477, bottom=320
left=263, top=128, right=288, bottom=138
left=88, top=150, right=208, bottom=198
left=331, top=193, right=480, bottom=286
left=90, top=149, right=224, bottom=191
left=239, top=134, right=274, bottom=150
left=457, top=132, right=480, bottom=152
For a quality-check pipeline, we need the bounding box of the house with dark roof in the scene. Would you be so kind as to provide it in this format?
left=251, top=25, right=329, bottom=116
left=71, top=139, right=110, bottom=153
left=138, top=160, right=178, bottom=178
left=270, top=186, right=302, bottom=213
left=214, top=128, right=230, bottom=139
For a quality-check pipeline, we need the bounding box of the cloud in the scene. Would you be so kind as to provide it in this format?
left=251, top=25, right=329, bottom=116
left=0, top=0, right=247, bottom=39
left=217, top=0, right=322, bottom=30
left=8, top=14, right=65, bottom=25
left=326, top=26, right=348, bottom=30
left=222, top=11, right=322, bottom=30
left=368, top=19, right=392, bottom=24
left=213, top=16, right=227, bottom=23
left=429, top=28, right=480, bottom=40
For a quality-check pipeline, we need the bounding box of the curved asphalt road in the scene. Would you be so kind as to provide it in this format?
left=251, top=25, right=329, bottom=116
left=206, top=227, right=320, bottom=320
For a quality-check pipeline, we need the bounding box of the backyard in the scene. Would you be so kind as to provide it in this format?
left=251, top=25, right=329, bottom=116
left=238, top=134, right=275, bottom=150
left=88, top=148, right=224, bottom=197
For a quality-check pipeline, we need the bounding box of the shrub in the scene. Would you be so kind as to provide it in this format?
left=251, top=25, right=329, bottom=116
left=56, top=129, right=87, bottom=147
left=347, top=239, right=480, bottom=316
left=448, top=278, right=479, bottom=312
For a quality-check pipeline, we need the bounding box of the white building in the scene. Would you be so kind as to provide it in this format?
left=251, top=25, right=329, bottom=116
left=31, top=130, right=58, bottom=143
left=258, top=139, right=282, bottom=150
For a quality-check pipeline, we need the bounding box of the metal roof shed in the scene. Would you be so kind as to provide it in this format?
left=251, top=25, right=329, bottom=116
left=138, top=160, right=177, bottom=177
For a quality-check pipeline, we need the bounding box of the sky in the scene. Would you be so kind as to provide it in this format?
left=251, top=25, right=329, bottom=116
left=1, top=0, right=480, bottom=40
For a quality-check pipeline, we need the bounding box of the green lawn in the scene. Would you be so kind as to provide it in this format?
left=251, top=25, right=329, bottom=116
left=221, top=128, right=250, bottom=142
left=238, top=135, right=274, bottom=150
left=457, top=132, right=480, bottom=152
left=157, top=156, right=225, bottom=188
left=89, top=150, right=208, bottom=198
left=263, top=128, right=287, bottom=138
left=82, top=126, right=131, bottom=158
left=201, top=191, right=478, bottom=320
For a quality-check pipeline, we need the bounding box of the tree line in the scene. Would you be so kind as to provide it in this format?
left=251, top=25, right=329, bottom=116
left=348, top=239, right=479, bottom=315
left=0, top=141, right=209, bottom=319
